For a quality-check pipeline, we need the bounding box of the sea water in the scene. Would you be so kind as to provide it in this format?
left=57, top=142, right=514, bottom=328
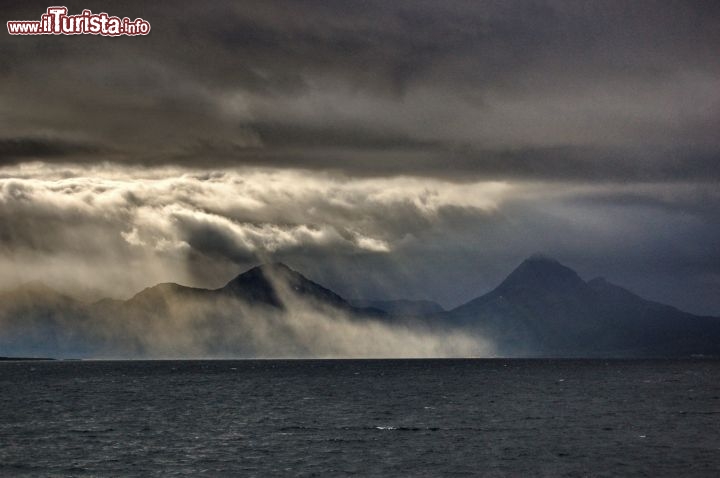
left=1, top=359, right=719, bottom=476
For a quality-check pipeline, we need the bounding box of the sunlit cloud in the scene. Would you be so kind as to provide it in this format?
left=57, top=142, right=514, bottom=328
left=0, top=162, right=512, bottom=297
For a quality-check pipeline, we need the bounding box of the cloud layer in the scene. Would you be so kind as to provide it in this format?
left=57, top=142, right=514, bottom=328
left=0, top=163, right=718, bottom=315
left=0, top=1, right=719, bottom=316
left=1, top=1, right=719, bottom=180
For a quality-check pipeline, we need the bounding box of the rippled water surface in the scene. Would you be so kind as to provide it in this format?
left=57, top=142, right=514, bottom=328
left=1, top=359, right=720, bottom=477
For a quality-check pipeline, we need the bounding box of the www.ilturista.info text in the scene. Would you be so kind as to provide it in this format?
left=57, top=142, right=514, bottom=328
left=7, top=7, right=150, bottom=36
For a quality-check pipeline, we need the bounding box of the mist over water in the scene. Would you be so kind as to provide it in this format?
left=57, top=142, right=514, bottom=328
left=3, top=2, right=720, bottom=475
left=104, top=297, right=492, bottom=359
left=0, top=265, right=494, bottom=359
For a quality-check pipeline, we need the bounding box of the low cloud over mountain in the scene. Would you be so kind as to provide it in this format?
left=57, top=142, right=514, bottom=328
left=1, top=163, right=719, bottom=316
left=1, top=1, right=719, bottom=317
left=1, top=257, right=717, bottom=359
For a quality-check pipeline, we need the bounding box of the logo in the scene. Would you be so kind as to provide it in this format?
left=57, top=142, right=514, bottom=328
left=7, top=6, right=151, bottom=36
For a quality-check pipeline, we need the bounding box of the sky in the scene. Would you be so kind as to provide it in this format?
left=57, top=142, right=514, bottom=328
left=0, top=0, right=719, bottom=314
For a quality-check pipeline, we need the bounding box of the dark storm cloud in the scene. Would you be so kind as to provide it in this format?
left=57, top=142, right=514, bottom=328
left=2, top=161, right=718, bottom=314
left=1, top=0, right=719, bottom=180
left=1, top=1, right=719, bottom=316
left=0, top=137, right=101, bottom=164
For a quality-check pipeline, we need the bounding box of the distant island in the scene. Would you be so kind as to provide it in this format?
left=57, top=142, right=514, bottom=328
left=1, top=255, right=718, bottom=359
left=0, top=356, right=55, bottom=361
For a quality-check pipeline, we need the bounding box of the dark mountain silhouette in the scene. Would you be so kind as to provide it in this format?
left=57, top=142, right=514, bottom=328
left=220, top=263, right=351, bottom=310
left=120, top=263, right=383, bottom=316
left=0, top=263, right=392, bottom=357
left=446, top=255, right=720, bottom=357
left=0, top=257, right=718, bottom=358
left=350, top=299, right=444, bottom=317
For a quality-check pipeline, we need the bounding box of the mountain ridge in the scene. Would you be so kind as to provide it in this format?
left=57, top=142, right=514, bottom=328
left=445, top=255, right=720, bottom=356
left=1, top=256, right=718, bottom=358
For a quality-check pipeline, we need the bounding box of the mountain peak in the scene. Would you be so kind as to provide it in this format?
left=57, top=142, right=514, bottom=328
left=495, top=255, right=585, bottom=295
left=222, top=262, right=349, bottom=309
left=227, top=262, right=298, bottom=286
